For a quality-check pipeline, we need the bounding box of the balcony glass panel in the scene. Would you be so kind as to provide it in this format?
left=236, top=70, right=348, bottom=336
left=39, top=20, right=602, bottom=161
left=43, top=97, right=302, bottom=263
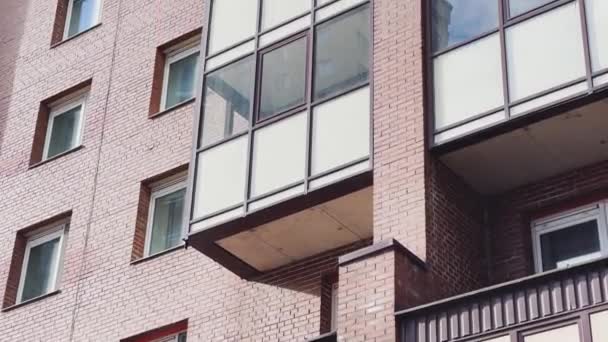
left=540, top=220, right=601, bottom=271
left=201, top=56, right=254, bottom=147
left=433, top=33, right=503, bottom=129
left=509, top=0, right=554, bottom=18
left=523, top=324, right=580, bottom=342
left=506, top=3, right=585, bottom=102
left=311, top=86, right=369, bottom=175
left=314, top=4, right=369, bottom=101
left=251, top=111, right=307, bottom=197
left=208, top=0, right=258, bottom=54
left=261, top=0, right=310, bottom=30
left=586, top=0, right=608, bottom=72
left=591, top=310, right=608, bottom=342
left=431, top=0, right=498, bottom=52
left=259, top=37, right=307, bottom=120
left=193, top=135, right=248, bottom=218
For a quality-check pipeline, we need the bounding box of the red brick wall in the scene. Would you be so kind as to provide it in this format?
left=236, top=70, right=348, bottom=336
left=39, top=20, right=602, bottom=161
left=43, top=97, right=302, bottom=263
left=489, top=160, right=608, bottom=284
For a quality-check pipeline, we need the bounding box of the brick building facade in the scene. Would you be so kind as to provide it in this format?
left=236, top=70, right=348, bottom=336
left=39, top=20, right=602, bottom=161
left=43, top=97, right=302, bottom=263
left=1, top=0, right=608, bottom=341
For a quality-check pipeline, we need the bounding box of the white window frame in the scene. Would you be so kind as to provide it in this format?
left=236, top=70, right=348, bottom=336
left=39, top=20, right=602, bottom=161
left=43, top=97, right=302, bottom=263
left=153, top=331, right=187, bottom=342
left=63, top=0, right=103, bottom=40
left=16, top=222, right=68, bottom=304
left=330, top=282, right=338, bottom=331
left=42, top=92, right=87, bottom=161
left=144, top=178, right=187, bottom=257
left=160, top=40, right=201, bottom=111
left=532, top=202, right=608, bottom=273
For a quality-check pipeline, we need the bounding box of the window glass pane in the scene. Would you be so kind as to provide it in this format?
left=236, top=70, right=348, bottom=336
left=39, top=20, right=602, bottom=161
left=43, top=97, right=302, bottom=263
left=314, top=5, right=369, bottom=100
left=208, top=0, right=258, bottom=54
left=149, top=188, right=186, bottom=255
left=177, top=332, right=187, bottom=342
left=509, top=0, right=555, bottom=18
left=202, top=56, right=254, bottom=147
left=591, top=310, right=608, bottom=342
left=165, top=52, right=199, bottom=109
left=21, top=237, right=61, bottom=302
left=506, top=3, right=585, bottom=101
left=523, top=324, right=580, bottom=342
left=262, top=0, right=310, bottom=30
left=259, top=37, right=307, bottom=120
left=431, top=0, right=498, bottom=52
left=67, top=0, right=100, bottom=38
left=540, top=220, right=601, bottom=271
left=47, top=106, right=81, bottom=159
left=586, top=0, right=608, bottom=72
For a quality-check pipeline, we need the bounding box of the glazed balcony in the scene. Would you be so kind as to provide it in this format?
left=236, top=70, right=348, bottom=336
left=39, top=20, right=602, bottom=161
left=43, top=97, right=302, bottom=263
left=397, top=258, right=608, bottom=342
left=430, top=0, right=608, bottom=194
left=185, top=0, right=373, bottom=277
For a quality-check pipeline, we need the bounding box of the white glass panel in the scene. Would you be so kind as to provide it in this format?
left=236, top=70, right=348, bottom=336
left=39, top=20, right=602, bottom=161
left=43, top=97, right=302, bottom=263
left=312, top=87, right=370, bottom=175
left=316, top=0, right=366, bottom=22
left=482, top=336, right=509, bottom=342
left=260, top=15, right=311, bottom=48
left=594, top=74, right=608, bottom=88
left=262, top=0, right=310, bottom=30
left=511, top=81, right=587, bottom=116
left=309, top=159, right=369, bottom=189
left=67, top=0, right=101, bottom=38
left=591, top=310, right=608, bottom=342
left=434, top=111, right=504, bottom=144
left=252, top=112, right=307, bottom=197
left=21, top=237, right=61, bottom=302
left=524, top=324, right=580, bottom=342
left=208, top=0, right=258, bottom=54
left=206, top=40, right=255, bottom=71
left=433, top=33, right=503, bottom=129
left=193, top=136, right=248, bottom=218
left=506, top=3, right=585, bottom=101
left=317, top=0, right=334, bottom=5
left=191, top=207, right=244, bottom=232
left=249, top=184, right=305, bottom=211
left=586, top=0, right=608, bottom=72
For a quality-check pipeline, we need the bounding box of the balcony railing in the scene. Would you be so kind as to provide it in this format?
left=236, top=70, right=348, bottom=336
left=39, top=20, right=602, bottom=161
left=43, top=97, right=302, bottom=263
left=397, top=258, right=608, bottom=342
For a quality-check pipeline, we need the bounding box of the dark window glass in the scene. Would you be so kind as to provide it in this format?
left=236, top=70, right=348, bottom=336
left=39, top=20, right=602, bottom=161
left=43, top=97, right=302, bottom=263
left=431, top=0, right=499, bottom=52
left=165, top=52, right=199, bottom=109
left=540, top=220, right=601, bottom=271
left=259, top=37, right=307, bottom=120
left=149, top=188, right=186, bottom=256
left=21, top=237, right=61, bottom=302
left=201, top=56, right=254, bottom=147
left=314, top=5, right=370, bottom=100
left=47, top=106, right=81, bottom=159
left=509, top=0, right=555, bottom=17
left=67, top=0, right=100, bottom=38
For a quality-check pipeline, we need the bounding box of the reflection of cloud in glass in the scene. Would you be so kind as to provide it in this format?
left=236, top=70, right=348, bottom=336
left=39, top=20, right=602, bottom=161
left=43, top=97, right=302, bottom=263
left=432, top=0, right=498, bottom=51
left=510, top=0, right=554, bottom=17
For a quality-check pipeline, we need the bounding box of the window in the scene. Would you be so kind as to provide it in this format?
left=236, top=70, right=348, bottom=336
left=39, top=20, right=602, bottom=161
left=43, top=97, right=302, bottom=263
left=155, top=332, right=187, bottom=342
left=532, top=203, right=608, bottom=272
left=509, top=0, right=556, bottom=18
left=431, top=0, right=498, bottom=52
left=145, top=181, right=186, bottom=257
left=314, top=5, right=370, bottom=100
left=161, top=43, right=200, bottom=111
left=64, top=0, right=102, bottom=39
left=43, top=93, right=86, bottom=161
left=330, top=282, right=338, bottom=331
left=17, top=223, right=67, bottom=303
left=258, top=36, right=307, bottom=120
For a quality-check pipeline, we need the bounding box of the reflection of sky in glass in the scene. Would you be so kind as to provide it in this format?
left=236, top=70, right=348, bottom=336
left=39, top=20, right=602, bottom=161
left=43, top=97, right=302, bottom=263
left=510, top=0, right=554, bottom=17
left=432, top=0, right=498, bottom=52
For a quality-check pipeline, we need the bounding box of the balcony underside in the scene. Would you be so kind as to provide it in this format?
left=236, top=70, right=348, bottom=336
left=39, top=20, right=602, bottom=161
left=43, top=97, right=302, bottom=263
left=188, top=172, right=372, bottom=278
left=441, top=96, right=608, bottom=194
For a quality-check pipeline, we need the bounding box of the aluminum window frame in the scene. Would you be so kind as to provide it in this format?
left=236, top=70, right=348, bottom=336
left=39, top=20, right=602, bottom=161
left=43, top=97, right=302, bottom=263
left=427, top=0, right=608, bottom=147
left=16, top=223, right=68, bottom=304
left=532, top=202, right=608, bottom=273
left=153, top=331, right=187, bottom=342
left=42, top=92, right=87, bottom=161
left=144, top=179, right=188, bottom=257
left=330, top=282, right=338, bottom=331
left=161, top=42, right=202, bottom=111
left=63, top=0, right=103, bottom=40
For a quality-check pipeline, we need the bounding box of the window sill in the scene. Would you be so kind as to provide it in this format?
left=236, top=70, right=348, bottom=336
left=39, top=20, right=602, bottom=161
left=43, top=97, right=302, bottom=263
left=1, top=290, right=61, bottom=313
left=149, top=98, right=195, bottom=120
left=29, top=145, right=84, bottom=170
left=50, top=23, right=102, bottom=49
left=130, top=244, right=185, bottom=265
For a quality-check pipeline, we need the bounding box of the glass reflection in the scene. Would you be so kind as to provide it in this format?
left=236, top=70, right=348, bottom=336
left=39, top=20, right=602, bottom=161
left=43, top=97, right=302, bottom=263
left=510, top=0, right=554, bottom=17
left=432, top=0, right=498, bottom=52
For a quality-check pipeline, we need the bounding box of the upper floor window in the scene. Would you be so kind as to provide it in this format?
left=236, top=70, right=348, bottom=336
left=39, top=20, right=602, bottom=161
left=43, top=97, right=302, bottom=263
left=155, top=332, right=187, bottom=342
left=162, top=43, right=200, bottom=111
left=145, top=180, right=186, bottom=257
left=17, top=222, right=68, bottom=303
left=532, top=203, right=608, bottom=272
left=65, top=0, right=102, bottom=39
left=509, top=0, right=556, bottom=18
left=43, top=92, right=87, bottom=161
